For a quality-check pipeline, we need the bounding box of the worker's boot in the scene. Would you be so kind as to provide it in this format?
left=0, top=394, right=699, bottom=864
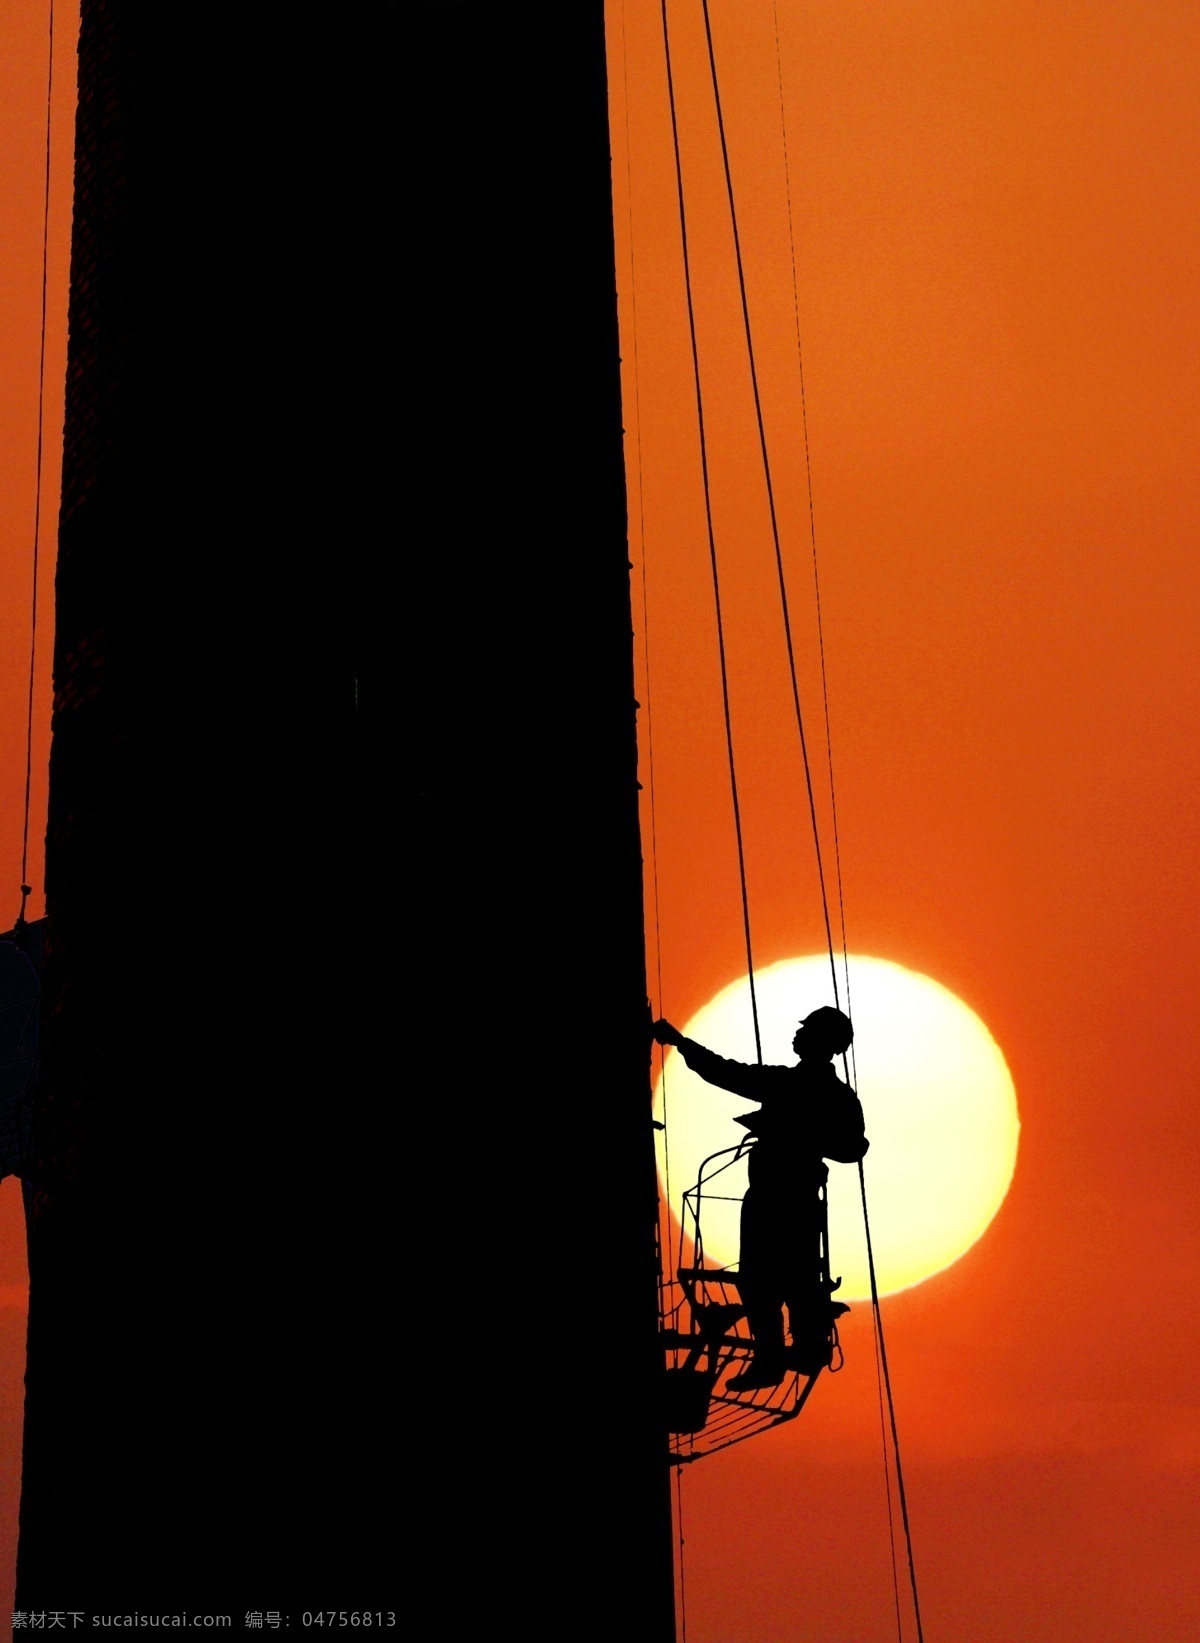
left=726, top=1353, right=785, bottom=1391
left=784, top=1332, right=832, bottom=1376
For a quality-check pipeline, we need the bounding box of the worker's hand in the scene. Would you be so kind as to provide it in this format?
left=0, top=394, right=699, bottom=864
left=652, top=1018, right=683, bottom=1048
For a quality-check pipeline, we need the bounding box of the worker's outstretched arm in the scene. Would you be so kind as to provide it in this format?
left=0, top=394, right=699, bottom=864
left=652, top=1019, right=769, bottom=1099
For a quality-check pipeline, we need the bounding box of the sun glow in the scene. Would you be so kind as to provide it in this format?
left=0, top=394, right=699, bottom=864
left=654, top=955, right=1020, bottom=1299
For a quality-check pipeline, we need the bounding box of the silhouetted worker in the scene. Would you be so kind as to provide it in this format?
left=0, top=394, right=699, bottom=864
left=652, top=1006, right=867, bottom=1390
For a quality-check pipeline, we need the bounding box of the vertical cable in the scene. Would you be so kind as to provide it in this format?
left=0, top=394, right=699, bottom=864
left=18, top=0, right=57, bottom=932
left=758, top=15, right=920, bottom=1634
left=697, top=0, right=837, bottom=1003
left=618, top=12, right=683, bottom=1629
left=768, top=0, right=856, bottom=1054
left=872, top=1290, right=906, bottom=1640
left=767, top=24, right=908, bottom=1630
left=860, top=1160, right=926, bottom=1643
left=768, top=0, right=855, bottom=1014
left=674, top=1463, right=689, bottom=1643
left=619, top=0, right=676, bottom=1275
left=660, top=0, right=761, bottom=1062
left=620, top=15, right=689, bottom=1634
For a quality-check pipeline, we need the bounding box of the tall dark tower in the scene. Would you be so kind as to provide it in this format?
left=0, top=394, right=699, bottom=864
left=15, top=0, right=385, bottom=1605
left=17, top=1, right=673, bottom=1628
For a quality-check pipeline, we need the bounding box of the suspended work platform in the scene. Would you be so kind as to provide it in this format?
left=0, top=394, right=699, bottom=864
left=659, top=1139, right=848, bottom=1464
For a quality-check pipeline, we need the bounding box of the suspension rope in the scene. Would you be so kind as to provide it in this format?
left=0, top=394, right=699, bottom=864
left=659, top=0, right=761, bottom=1063
left=18, top=0, right=56, bottom=935
left=674, top=1464, right=689, bottom=1643
left=871, top=1273, right=906, bottom=1641
left=710, top=9, right=924, bottom=1636
left=767, top=0, right=854, bottom=1035
left=766, top=12, right=916, bottom=1633
left=860, top=1160, right=926, bottom=1643
left=697, top=0, right=837, bottom=1008
left=621, top=12, right=691, bottom=1636
left=620, top=0, right=674, bottom=1278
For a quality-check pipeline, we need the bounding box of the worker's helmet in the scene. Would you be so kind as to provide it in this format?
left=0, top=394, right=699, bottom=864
left=799, top=1005, right=854, bottom=1057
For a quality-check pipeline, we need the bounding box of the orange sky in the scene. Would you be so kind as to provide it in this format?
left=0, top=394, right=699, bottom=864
left=0, top=0, right=77, bottom=1621
left=608, top=2, right=1200, bottom=1638
left=0, top=1, right=1197, bottom=1632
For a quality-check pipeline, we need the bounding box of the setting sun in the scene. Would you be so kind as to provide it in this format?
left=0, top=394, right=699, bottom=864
left=654, top=955, right=1019, bottom=1298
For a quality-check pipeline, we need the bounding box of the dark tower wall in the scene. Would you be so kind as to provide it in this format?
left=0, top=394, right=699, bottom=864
left=19, top=0, right=673, bottom=1629
left=407, top=7, right=677, bottom=1637
left=17, top=1, right=384, bottom=1606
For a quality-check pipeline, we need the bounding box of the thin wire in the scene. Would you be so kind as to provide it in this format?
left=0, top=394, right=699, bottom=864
left=19, top=0, right=56, bottom=927
left=769, top=19, right=895, bottom=1629
left=872, top=1281, right=906, bottom=1640
left=621, top=19, right=689, bottom=1637
left=697, top=0, right=837, bottom=1005
left=659, top=0, right=761, bottom=1063
left=860, top=1160, right=926, bottom=1643
left=675, top=1463, right=689, bottom=1643
left=619, top=0, right=680, bottom=1291
left=768, top=2, right=856, bottom=1062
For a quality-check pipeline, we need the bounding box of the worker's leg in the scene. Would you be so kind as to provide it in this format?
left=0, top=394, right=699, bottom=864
left=783, top=1200, right=833, bottom=1372
left=740, top=1283, right=786, bottom=1366
left=731, top=1189, right=787, bottom=1387
left=727, top=1278, right=786, bottom=1389
left=784, top=1284, right=833, bottom=1373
